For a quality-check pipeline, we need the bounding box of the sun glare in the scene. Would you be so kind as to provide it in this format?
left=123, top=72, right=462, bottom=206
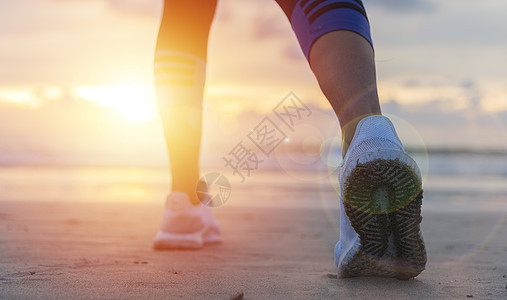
left=74, top=85, right=157, bottom=122
left=0, top=87, right=41, bottom=107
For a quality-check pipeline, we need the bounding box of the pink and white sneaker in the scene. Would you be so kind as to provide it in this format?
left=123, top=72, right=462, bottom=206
left=153, top=192, right=221, bottom=249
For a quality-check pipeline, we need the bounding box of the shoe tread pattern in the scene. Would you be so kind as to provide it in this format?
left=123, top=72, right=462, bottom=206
left=341, top=158, right=426, bottom=279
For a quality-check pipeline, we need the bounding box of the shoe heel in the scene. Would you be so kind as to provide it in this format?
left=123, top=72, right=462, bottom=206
left=390, top=190, right=427, bottom=279
left=340, top=150, right=426, bottom=278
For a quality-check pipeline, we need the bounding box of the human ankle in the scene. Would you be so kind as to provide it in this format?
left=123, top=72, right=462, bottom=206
left=340, top=113, right=382, bottom=157
left=172, top=182, right=201, bottom=205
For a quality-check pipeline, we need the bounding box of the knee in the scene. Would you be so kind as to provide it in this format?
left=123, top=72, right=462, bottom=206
left=157, top=0, right=218, bottom=58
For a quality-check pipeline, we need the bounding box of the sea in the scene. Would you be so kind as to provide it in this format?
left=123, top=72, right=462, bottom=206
left=0, top=151, right=505, bottom=214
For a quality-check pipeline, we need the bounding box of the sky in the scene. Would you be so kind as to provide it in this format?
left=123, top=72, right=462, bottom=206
left=0, top=0, right=506, bottom=167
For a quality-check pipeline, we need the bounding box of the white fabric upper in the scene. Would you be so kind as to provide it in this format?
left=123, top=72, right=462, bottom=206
left=339, top=115, right=404, bottom=185
left=343, top=115, right=404, bottom=163
left=336, top=115, right=405, bottom=269
left=160, top=192, right=220, bottom=235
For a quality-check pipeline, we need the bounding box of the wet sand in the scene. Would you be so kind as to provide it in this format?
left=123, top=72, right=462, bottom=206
left=1, top=192, right=506, bottom=299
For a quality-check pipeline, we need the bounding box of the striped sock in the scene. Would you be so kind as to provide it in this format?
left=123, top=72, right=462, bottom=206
left=154, top=50, right=206, bottom=108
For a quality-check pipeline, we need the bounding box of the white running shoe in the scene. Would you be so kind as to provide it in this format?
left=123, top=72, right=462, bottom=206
left=335, top=115, right=426, bottom=279
left=153, top=192, right=221, bottom=249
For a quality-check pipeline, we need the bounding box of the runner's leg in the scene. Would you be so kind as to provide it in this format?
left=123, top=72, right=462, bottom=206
left=155, top=0, right=217, bottom=204
left=275, top=0, right=380, bottom=155
left=275, top=0, right=426, bottom=278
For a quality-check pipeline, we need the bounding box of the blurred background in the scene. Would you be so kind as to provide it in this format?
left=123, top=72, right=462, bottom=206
left=0, top=0, right=506, bottom=205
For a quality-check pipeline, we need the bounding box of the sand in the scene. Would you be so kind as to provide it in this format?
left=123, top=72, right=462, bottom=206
left=1, top=191, right=506, bottom=299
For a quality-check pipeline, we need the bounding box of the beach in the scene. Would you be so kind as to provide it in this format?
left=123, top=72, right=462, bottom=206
left=2, top=0, right=507, bottom=298
left=1, top=161, right=506, bottom=299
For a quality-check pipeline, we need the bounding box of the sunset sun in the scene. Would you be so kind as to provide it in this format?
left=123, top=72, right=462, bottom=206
left=75, top=84, right=157, bottom=122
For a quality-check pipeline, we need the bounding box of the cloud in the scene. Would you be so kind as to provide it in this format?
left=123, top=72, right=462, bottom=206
left=378, top=75, right=478, bottom=110
left=252, top=14, right=288, bottom=40
left=365, top=0, right=435, bottom=13
left=377, top=75, right=507, bottom=149
left=382, top=99, right=507, bottom=150
left=106, top=0, right=161, bottom=17
left=48, top=0, right=160, bottom=17
left=379, top=75, right=507, bottom=114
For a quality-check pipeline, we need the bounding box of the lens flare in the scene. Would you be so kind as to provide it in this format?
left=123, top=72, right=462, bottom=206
left=274, top=109, right=340, bottom=181
left=383, top=113, right=429, bottom=184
